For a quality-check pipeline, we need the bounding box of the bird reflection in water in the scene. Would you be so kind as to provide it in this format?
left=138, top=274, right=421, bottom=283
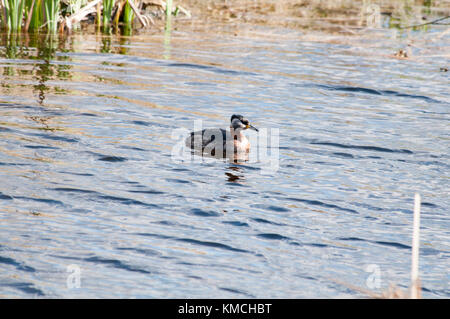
left=225, top=166, right=245, bottom=183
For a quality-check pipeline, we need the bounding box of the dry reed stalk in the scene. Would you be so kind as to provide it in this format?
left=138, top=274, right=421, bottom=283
left=127, top=0, right=150, bottom=26
left=410, top=193, right=421, bottom=299
left=113, top=0, right=125, bottom=25
left=145, top=0, right=190, bottom=18
left=331, top=194, right=423, bottom=299
left=24, top=0, right=36, bottom=31
left=96, top=0, right=101, bottom=26
left=176, top=4, right=190, bottom=18
left=63, top=0, right=102, bottom=32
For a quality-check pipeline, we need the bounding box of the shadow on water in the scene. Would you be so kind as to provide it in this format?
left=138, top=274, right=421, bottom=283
left=225, top=165, right=245, bottom=183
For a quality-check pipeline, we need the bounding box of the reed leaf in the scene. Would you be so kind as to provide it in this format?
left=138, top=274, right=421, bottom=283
left=25, top=0, right=43, bottom=31
left=102, top=0, right=114, bottom=27
left=43, top=0, right=59, bottom=33
left=123, top=0, right=134, bottom=26
left=165, top=0, right=172, bottom=19
left=4, top=0, right=26, bottom=31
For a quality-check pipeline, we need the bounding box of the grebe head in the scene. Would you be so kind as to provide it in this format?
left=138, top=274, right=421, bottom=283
left=230, top=114, right=258, bottom=132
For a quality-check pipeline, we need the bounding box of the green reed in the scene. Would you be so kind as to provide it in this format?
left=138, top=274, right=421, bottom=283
left=43, top=0, right=60, bottom=33
left=3, top=0, right=26, bottom=31
left=166, top=0, right=172, bottom=19
left=25, top=0, right=43, bottom=31
left=122, top=0, right=134, bottom=27
left=102, top=0, right=114, bottom=27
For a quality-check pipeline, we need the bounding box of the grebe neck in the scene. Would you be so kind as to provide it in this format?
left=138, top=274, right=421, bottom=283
left=230, top=127, right=246, bottom=141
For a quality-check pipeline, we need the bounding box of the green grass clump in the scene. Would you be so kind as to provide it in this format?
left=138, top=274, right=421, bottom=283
left=103, top=0, right=115, bottom=28
left=3, top=0, right=26, bottom=31
left=123, top=0, right=134, bottom=27
left=1, top=0, right=61, bottom=33
left=44, top=0, right=60, bottom=33
left=26, top=0, right=44, bottom=31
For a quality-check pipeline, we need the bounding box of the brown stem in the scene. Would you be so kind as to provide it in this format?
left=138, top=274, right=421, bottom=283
left=127, top=0, right=148, bottom=27
left=24, top=0, right=36, bottom=32
left=400, top=15, right=450, bottom=29
left=113, top=0, right=126, bottom=26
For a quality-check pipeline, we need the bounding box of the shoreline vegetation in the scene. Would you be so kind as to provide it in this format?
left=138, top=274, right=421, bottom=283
left=0, top=0, right=448, bottom=35
left=0, top=0, right=186, bottom=33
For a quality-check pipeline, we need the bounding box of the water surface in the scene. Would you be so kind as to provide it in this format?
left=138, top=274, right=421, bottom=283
left=0, top=24, right=449, bottom=298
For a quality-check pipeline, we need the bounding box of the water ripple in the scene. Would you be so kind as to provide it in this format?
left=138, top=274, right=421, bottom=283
left=0, top=255, right=36, bottom=272
left=0, top=29, right=448, bottom=298
left=174, top=238, right=250, bottom=253
left=314, top=84, right=442, bottom=104
left=84, top=256, right=153, bottom=274
left=310, top=141, right=414, bottom=154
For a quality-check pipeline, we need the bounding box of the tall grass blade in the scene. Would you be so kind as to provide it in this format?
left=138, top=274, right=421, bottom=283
left=113, top=0, right=124, bottom=27
left=43, top=0, right=60, bottom=33
left=165, top=0, right=172, bottom=19
left=102, top=0, right=114, bottom=28
left=5, top=0, right=26, bottom=31
left=28, top=0, right=43, bottom=31
left=123, top=0, right=133, bottom=26
left=411, top=193, right=421, bottom=299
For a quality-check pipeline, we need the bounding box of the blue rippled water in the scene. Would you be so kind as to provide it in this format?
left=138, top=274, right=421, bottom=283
left=0, top=24, right=449, bottom=298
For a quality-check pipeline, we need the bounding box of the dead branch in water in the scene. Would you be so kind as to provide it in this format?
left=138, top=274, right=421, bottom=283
left=127, top=0, right=152, bottom=27
left=62, top=0, right=103, bottom=32
left=399, top=15, right=450, bottom=29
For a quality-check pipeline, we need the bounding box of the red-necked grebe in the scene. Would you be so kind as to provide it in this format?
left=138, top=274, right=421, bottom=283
left=185, top=114, right=258, bottom=157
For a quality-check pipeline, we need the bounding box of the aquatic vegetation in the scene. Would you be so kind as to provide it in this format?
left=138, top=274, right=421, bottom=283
left=25, top=0, right=44, bottom=31
left=165, top=0, right=172, bottom=19
left=113, top=0, right=124, bottom=27
left=0, top=1, right=447, bottom=36
left=102, top=0, right=114, bottom=28
left=44, top=0, right=60, bottom=33
left=1, top=0, right=59, bottom=33
left=2, top=0, right=26, bottom=31
left=123, top=0, right=134, bottom=27
left=0, top=0, right=174, bottom=33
